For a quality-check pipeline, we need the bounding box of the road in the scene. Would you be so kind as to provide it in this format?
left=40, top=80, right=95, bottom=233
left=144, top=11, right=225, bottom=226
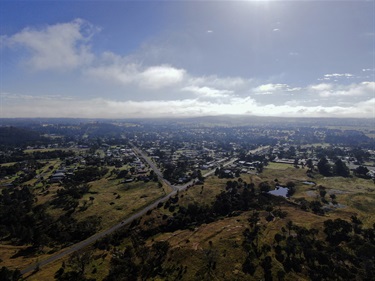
left=20, top=146, right=237, bottom=276
left=131, top=144, right=176, bottom=192
left=247, top=145, right=270, bottom=156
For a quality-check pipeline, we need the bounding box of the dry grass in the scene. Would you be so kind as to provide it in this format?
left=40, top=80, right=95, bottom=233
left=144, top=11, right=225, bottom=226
left=152, top=213, right=250, bottom=280
left=73, top=178, right=166, bottom=229
left=0, top=244, right=31, bottom=269
left=148, top=204, right=326, bottom=281
left=178, top=176, right=228, bottom=207
left=0, top=244, right=65, bottom=275
left=261, top=164, right=375, bottom=227
left=23, top=256, right=68, bottom=281
left=5, top=156, right=375, bottom=280
left=24, top=247, right=111, bottom=281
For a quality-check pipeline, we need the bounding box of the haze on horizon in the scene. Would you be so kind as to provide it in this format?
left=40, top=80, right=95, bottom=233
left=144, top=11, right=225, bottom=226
left=0, top=1, right=374, bottom=119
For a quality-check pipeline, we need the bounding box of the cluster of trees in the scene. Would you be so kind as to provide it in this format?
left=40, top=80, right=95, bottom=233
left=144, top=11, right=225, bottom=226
left=317, top=157, right=350, bottom=177
left=133, top=179, right=288, bottom=238
left=30, top=150, right=75, bottom=160
left=324, top=130, right=373, bottom=147
left=354, top=165, right=372, bottom=179
left=0, top=149, right=76, bottom=164
left=241, top=215, right=375, bottom=281
left=0, top=160, right=44, bottom=184
left=0, top=126, right=48, bottom=146
left=0, top=185, right=101, bottom=250
left=0, top=186, right=36, bottom=244
left=105, top=239, right=170, bottom=281
left=51, top=183, right=91, bottom=211
left=68, top=166, right=109, bottom=184
left=0, top=267, right=21, bottom=281
left=278, top=217, right=374, bottom=280
left=162, top=161, right=191, bottom=184
left=242, top=211, right=277, bottom=279
left=54, top=250, right=95, bottom=281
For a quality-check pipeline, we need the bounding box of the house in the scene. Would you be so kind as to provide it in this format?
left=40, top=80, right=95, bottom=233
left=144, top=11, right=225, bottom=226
left=49, top=172, right=66, bottom=183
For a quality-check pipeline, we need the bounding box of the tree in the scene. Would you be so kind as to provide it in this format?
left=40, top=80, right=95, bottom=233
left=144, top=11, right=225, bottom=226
left=259, top=181, right=271, bottom=193
left=0, top=267, right=21, bottom=281
left=324, top=218, right=353, bottom=246
left=242, top=256, right=257, bottom=275
left=261, top=256, right=273, bottom=281
left=294, top=158, right=299, bottom=168
left=354, top=166, right=370, bottom=178
left=286, top=181, right=296, bottom=197
left=286, top=221, right=293, bottom=236
left=317, top=157, right=332, bottom=176
left=306, top=159, right=314, bottom=171
left=333, top=159, right=350, bottom=177
left=319, top=189, right=327, bottom=199
left=277, top=269, right=286, bottom=281
left=256, top=163, right=264, bottom=173
left=310, top=200, right=324, bottom=215
left=197, top=169, right=204, bottom=182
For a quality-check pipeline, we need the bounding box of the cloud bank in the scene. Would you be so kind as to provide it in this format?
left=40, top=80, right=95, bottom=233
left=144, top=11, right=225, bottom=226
left=3, top=19, right=96, bottom=70
left=1, top=19, right=374, bottom=119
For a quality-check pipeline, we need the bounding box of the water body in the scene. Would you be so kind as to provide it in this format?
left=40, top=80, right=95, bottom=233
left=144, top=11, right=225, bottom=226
left=302, top=181, right=316, bottom=185
left=269, top=186, right=289, bottom=198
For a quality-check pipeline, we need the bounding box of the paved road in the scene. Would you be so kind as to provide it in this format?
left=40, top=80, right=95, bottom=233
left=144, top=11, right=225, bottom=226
left=20, top=146, right=237, bottom=276
left=247, top=145, right=270, bottom=156
left=131, top=144, right=176, bottom=192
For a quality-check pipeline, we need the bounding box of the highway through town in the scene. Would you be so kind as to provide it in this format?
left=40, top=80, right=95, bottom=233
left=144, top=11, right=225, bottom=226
left=20, top=146, right=237, bottom=276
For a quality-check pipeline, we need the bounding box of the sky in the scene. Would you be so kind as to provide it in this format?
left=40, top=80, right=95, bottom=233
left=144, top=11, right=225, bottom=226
left=0, top=0, right=374, bottom=119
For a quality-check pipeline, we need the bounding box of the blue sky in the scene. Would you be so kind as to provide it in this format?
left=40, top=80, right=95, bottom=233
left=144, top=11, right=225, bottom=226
left=0, top=0, right=374, bottom=118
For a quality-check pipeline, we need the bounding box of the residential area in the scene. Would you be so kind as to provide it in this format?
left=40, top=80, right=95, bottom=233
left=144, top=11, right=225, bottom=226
left=1, top=117, right=375, bottom=281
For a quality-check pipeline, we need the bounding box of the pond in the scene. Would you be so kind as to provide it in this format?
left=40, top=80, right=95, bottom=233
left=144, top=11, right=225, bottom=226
left=269, top=186, right=289, bottom=198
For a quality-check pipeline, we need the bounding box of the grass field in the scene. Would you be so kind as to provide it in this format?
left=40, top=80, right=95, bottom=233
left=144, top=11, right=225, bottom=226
left=74, top=177, right=165, bottom=229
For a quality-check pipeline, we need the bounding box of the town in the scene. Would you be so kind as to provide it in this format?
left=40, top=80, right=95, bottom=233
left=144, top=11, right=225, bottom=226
left=1, top=117, right=375, bottom=281
left=2, top=118, right=374, bottom=187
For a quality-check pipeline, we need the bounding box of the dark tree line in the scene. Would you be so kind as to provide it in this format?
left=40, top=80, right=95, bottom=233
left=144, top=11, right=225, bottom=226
left=104, top=239, right=170, bottom=281
left=317, top=157, right=350, bottom=177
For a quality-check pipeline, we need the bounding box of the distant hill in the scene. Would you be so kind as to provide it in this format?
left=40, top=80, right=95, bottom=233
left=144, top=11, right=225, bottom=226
left=0, top=126, right=46, bottom=146
left=1, top=116, right=374, bottom=129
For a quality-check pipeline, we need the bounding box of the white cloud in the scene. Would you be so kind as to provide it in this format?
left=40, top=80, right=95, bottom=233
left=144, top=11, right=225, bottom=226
left=86, top=62, right=139, bottom=85
left=140, top=65, right=186, bottom=89
left=4, top=19, right=96, bottom=70
left=87, top=60, right=186, bottom=90
left=87, top=52, right=250, bottom=94
left=310, top=82, right=374, bottom=97
left=253, top=83, right=301, bottom=95
left=188, top=76, right=248, bottom=90
left=181, top=86, right=233, bottom=98
left=309, top=83, right=333, bottom=91
left=324, top=73, right=353, bottom=77
left=319, top=73, right=356, bottom=81
left=3, top=93, right=374, bottom=119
